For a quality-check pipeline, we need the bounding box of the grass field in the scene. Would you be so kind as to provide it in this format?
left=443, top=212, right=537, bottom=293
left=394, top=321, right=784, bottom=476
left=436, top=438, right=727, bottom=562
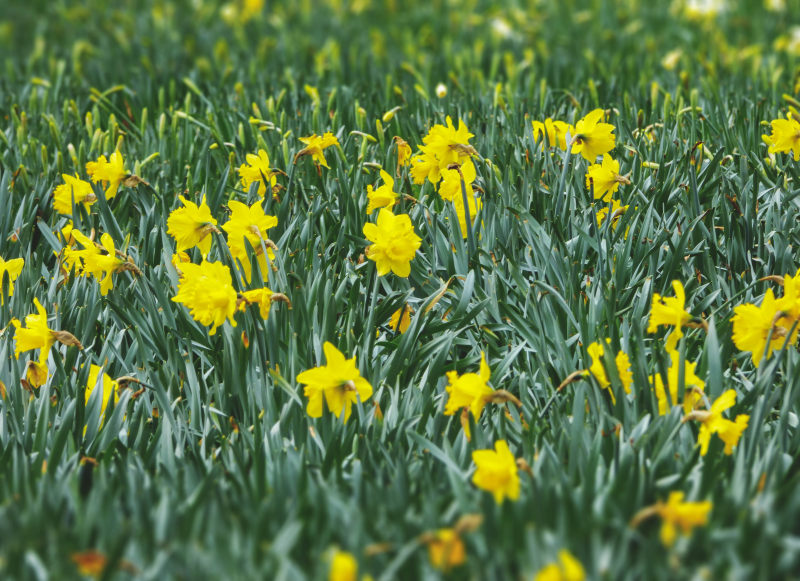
left=3, top=0, right=800, bottom=579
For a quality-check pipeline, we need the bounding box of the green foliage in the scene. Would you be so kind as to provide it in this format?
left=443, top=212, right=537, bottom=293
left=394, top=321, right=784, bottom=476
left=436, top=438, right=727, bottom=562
left=2, top=0, right=800, bottom=579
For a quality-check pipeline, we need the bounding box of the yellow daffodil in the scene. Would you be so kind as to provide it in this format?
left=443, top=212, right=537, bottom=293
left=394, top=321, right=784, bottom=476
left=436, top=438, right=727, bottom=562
left=297, top=132, right=339, bottom=168
left=571, top=109, right=616, bottom=161
left=410, top=146, right=442, bottom=185
left=647, top=280, right=693, bottom=350
left=237, top=149, right=277, bottom=197
left=444, top=351, right=493, bottom=418
left=585, top=340, right=632, bottom=405
left=221, top=200, right=278, bottom=282
left=172, top=260, right=238, bottom=335
left=328, top=549, right=357, bottom=581
left=652, top=350, right=705, bottom=415
left=427, top=529, right=466, bottom=571
left=238, top=287, right=274, bottom=320
left=0, top=255, right=24, bottom=303
left=764, top=114, right=800, bottom=160
left=26, top=360, right=49, bottom=389
left=366, top=169, right=400, bottom=214
left=532, top=118, right=574, bottom=150
left=585, top=155, right=629, bottom=202
left=71, top=231, right=130, bottom=296
left=534, top=550, right=586, bottom=581
left=471, top=440, right=520, bottom=504
left=53, top=174, right=97, bottom=215
left=394, top=136, right=412, bottom=173
left=596, top=199, right=629, bottom=230
left=388, top=305, right=413, bottom=333
left=296, top=341, right=373, bottom=422
left=86, top=365, right=120, bottom=427
left=85, top=151, right=127, bottom=198
left=167, top=195, right=218, bottom=256
left=410, top=117, right=476, bottom=184
left=731, top=288, right=796, bottom=367
left=438, top=160, right=482, bottom=239
left=12, top=298, right=82, bottom=365
left=685, top=389, right=749, bottom=456
left=363, top=209, right=422, bottom=277
left=656, top=492, right=712, bottom=547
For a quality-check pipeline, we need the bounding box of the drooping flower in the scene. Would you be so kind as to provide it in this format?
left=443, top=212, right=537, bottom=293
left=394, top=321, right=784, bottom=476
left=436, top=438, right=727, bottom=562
left=238, top=287, right=274, bottom=320
left=444, top=351, right=493, bottom=418
left=595, top=199, right=629, bottom=230
left=366, top=169, right=400, bottom=215
left=731, top=288, right=796, bottom=367
left=652, top=350, right=705, bottom=415
left=764, top=114, right=800, bottom=160
left=53, top=174, right=97, bottom=215
left=585, top=340, right=633, bottom=405
left=685, top=389, right=749, bottom=456
left=363, top=209, right=422, bottom=277
left=221, top=200, right=278, bottom=282
left=394, top=136, right=413, bottom=173
left=296, top=342, right=373, bottom=422
left=167, top=195, right=218, bottom=256
left=388, top=304, right=413, bottom=333
left=172, top=260, right=238, bottom=335
left=585, top=155, right=629, bottom=202
left=85, top=365, right=120, bottom=426
left=471, top=440, right=520, bottom=504
left=85, top=151, right=127, bottom=198
left=647, top=280, right=693, bottom=350
left=0, top=255, right=24, bottom=303
left=12, top=298, right=82, bottom=366
left=237, top=149, right=277, bottom=197
left=534, top=550, right=586, bottom=581
left=427, top=529, right=466, bottom=571
left=328, top=550, right=357, bottom=581
left=532, top=118, right=574, bottom=150
left=571, top=109, right=616, bottom=161
left=296, top=132, right=339, bottom=168
left=656, top=492, right=712, bottom=547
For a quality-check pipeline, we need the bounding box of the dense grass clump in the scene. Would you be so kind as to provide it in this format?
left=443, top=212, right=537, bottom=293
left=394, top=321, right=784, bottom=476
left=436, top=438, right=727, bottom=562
left=2, top=0, right=800, bottom=579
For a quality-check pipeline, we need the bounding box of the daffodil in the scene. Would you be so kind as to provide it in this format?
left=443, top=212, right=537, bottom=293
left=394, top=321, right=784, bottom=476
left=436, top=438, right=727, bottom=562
left=85, top=365, right=120, bottom=427
left=296, top=341, right=373, bottom=422
left=656, top=492, right=712, bottom=547
left=366, top=169, right=400, bottom=214
left=534, top=550, right=586, bottom=581
left=167, top=195, right=218, bottom=256
left=238, top=287, right=274, bottom=320
left=53, top=174, right=97, bottom=215
left=388, top=305, right=413, bottom=333
left=731, top=288, right=796, bottom=367
left=70, top=231, right=134, bottom=296
left=409, top=146, right=443, bottom=185
left=237, top=149, right=277, bottom=197
left=764, top=114, right=800, bottom=160
left=595, top=199, right=629, bottom=230
left=409, top=117, right=476, bottom=184
left=571, top=109, right=616, bottom=161
left=471, top=440, right=520, bottom=503
left=221, top=200, right=278, bottom=282
left=25, top=360, right=49, bottom=389
left=427, top=529, right=466, bottom=571
left=438, top=159, right=482, bottom=239
left=585, top=155, right=629, bottom=202
left=685, top=389, right=749, bottom=456
left=85, top=151, right=127, bottom=198
left=363, top=209, right=422, bottom=277
left=172, top=260, right=238, bottom=335
left=394, top=136, right=412, bottom=173
left=297, top=132, right=339, bottom=168
left=12, top=298, right=82, bottom=366
left=444, top=351, right=493, bottom=418
left=585, top=340, right=632, bottom=405
left=647, top=280, right=694, bottom=350
left=328, top=550, right=357, bottom=581
left=0, top=255, right=24, bottom=303
left=532, top=118, right=574, bottom=150
left=652, top=350, right=705, bottom=415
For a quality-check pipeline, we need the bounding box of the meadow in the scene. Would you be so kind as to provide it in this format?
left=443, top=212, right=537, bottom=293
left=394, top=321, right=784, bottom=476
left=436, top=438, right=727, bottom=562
left=2, top=0, right=800, bottom=578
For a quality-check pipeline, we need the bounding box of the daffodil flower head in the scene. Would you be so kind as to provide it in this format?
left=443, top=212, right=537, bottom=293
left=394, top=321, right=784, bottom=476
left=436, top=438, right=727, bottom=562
left=444, top=351, right=493, bottom=418
left=731, top=288, right=795, bottom=368
left=366, top=169, right=399, bottom=215
left=0, top=255, right=24, bottom=303
left=296, top=342, right=373, bottom=422
left=12, top=298, right=56, bottom=363
left=238, top=287, right=274, bottom=320
left=652, top=350, right=705, bottom=415
left=471, top=439, right=520, bottom=504
left=532, top=118, right=574, bottom=151
left=595, top=199, right=629, bottom=231
left=53, top=174, right=97, bottom=215
left=686, top=389, right=749, bottom=456
left=297, top=132, right=339, bottom=168
left=363, top=209, right=422, bottom=277
left=237, top=149, right=277, bottom=197
left=328, top=549, right=358, bottom=581
left=73, top=232, right=127, bottom=296
left=571, top=109, right=616, bottom=162
left=656, top=491, right=712, bottom=547
left=388, top=304, right=413, bottom=334
left=534, top=550, right=586, bottom=581
left=85, top=151, right=127, bottom=198
left=585, top=155, right=629, bottom=202
left=585, top=340, right=632, bottom=405
left=85, top=365, right=120, bottom=428
left=427, top=529, right=466, bottom=571
left=764, top=113, right=800, bottom=160
left=167, top=195, right=218, bottom=256
left=221, top=200, right=278, bottom=283
left=647, top=280, right=693, bottom=350
left=171, top=260, right=238, bottom=335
